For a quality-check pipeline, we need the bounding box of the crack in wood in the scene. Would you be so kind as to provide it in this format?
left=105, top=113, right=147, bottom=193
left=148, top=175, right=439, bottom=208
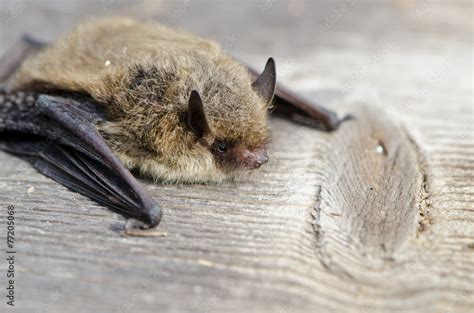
left=404, top=127, right=434, bottom=235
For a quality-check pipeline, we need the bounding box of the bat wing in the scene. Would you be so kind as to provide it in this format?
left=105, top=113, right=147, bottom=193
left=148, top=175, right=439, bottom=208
left=0, top=91, right=162, bottom=228
left=0, top=36, right=161, bottom=229
left=246, top=63, right=352, bottom=131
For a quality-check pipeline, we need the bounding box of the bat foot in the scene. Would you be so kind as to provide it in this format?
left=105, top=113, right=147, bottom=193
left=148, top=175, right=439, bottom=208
left=122, top=218, right=167, bottom=237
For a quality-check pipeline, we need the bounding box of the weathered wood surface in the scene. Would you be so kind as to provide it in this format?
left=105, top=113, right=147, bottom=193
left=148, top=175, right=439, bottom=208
left=0, top=1, right=472, bottom=312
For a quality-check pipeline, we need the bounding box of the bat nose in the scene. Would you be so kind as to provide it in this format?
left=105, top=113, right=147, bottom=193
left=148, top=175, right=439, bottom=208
left=243, top=148, right=269, bottom=169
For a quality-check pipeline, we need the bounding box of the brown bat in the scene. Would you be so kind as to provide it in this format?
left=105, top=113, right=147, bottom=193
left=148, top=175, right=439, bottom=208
left=0, top=18, right=350, bottom=230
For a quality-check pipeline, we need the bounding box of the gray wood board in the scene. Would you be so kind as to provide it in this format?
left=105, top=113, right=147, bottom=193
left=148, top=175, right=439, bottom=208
left=0, top=1, right=472, bottom=312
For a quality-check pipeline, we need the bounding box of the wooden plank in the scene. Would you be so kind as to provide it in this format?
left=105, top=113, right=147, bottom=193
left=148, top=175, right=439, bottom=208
left=0, top=1, right=472, bottom=312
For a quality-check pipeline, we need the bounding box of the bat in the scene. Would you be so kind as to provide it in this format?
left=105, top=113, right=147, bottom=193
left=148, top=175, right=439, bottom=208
left=0, top=18, right=351, bottom=231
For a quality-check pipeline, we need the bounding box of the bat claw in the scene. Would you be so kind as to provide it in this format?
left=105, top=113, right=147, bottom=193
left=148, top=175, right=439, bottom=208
left=142, top=204, right=163, bottom=228
left=123, top=218, right=167, bottom=237
left=341, top=113, right=355, bottom=122
left=326, top=113, right=355, bottom=131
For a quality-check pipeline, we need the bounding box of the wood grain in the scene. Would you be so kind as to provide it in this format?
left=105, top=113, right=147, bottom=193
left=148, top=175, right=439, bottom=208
left=315, top=105, right=422, bottom=262
left=0, top=1, right=472, bottom=312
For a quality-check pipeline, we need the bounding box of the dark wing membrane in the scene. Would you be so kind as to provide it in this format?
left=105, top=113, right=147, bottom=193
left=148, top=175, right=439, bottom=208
left=0, top=91, right=162, bottom=228
left=246, top=64, right=352, bottom=131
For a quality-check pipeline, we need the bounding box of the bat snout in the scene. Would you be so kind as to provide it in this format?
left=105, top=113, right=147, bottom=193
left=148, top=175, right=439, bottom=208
left=242, top=148, right=269, bottom=170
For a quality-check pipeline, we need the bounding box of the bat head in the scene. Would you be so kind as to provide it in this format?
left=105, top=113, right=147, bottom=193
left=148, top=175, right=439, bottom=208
left=99, top=57, right=276, bottom=183
left=186, top=58, right=276, bottom=177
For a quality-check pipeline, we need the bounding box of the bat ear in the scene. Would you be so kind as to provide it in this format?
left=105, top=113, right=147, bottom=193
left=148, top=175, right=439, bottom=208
left=187, top=90, right=212, bottom=140
left=252, top=57, right=276, bottom=105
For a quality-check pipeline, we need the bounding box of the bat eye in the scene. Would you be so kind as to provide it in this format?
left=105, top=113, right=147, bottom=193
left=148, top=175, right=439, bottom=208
left=215, top=141, right=228, bottom=154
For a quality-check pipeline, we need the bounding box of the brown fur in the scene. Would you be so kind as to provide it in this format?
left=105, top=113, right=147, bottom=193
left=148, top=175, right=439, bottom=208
left=11, top=17, right=271, bottom=183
